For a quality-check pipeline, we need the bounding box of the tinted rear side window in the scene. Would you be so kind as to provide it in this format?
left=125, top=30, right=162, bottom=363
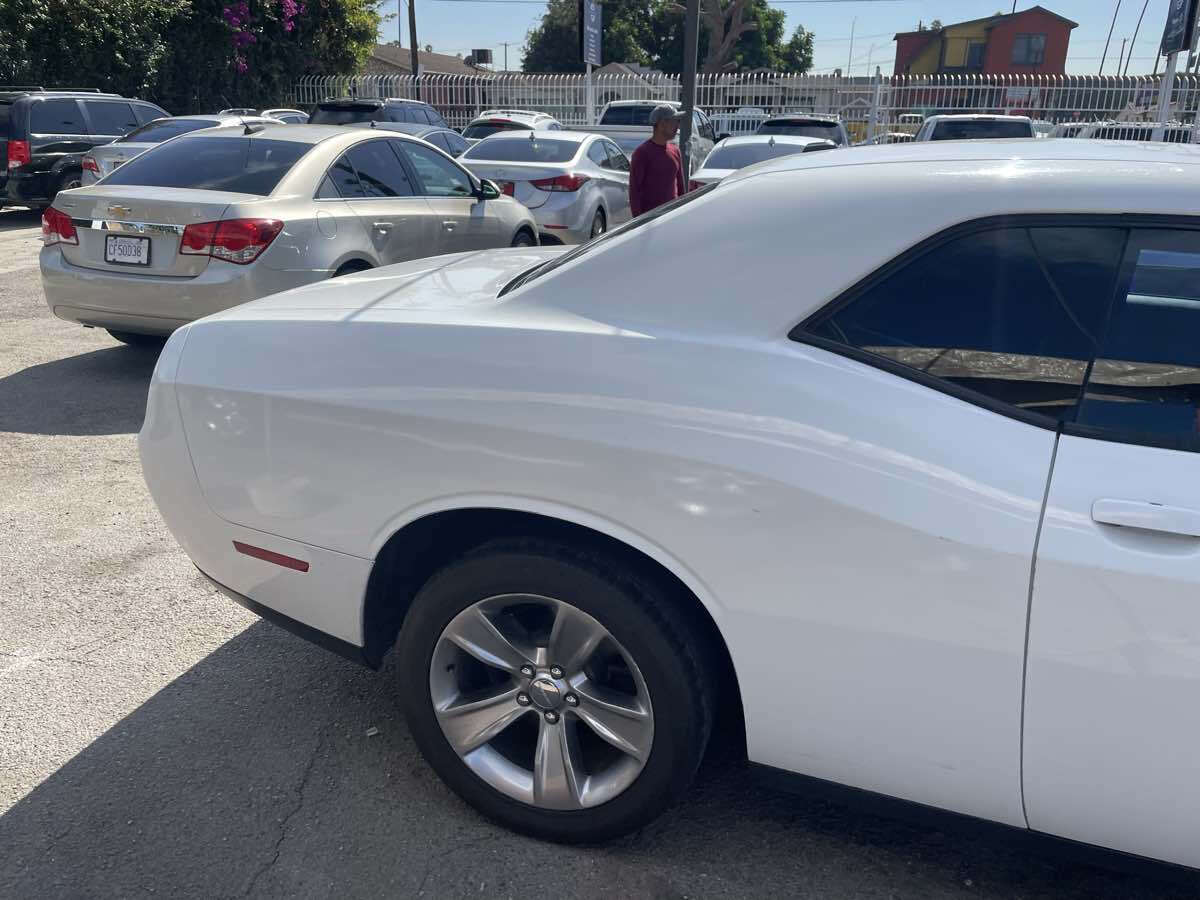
left=85, top=100, right=137, bottom=135
left=310, top=104, right=379, bottom=125
left=31, top=99, right=85, bottom=133
left=346, top=141, right=415, bottom=197
left=757, top=120, right=842, bottom=142
left=802, top=226, right=1124, bottom=423
left=461, top=137, right=579, bottom=163
left=100, top=136, right=309, bottom=194
left=120, top=118, right=217, bottom=143
left=1078, top=229, right=1200, bottom=450
left=931, top=120, right=1033, bottom=140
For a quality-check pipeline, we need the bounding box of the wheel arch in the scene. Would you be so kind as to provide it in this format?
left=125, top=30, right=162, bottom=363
left=362, top=501, right=744, bottom=751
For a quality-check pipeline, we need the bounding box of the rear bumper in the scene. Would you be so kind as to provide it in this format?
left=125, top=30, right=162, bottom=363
left=40, top=246, right=320, bottom=335
left=530, top=193, right=595, bottom=245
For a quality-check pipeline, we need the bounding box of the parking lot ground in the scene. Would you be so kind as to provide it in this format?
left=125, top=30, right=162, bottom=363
left=1, top=201, right=1199, bottom=898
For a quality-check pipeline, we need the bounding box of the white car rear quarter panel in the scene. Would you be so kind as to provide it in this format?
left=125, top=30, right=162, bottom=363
left=172, top=310, right=1048, bottom=826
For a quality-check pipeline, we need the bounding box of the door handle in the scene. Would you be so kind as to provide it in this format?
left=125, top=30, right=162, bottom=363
left=442, top=220, right=457, bottom=231
left=372, top=221, right=393, bottom=233
left=1091, top=498, right=1200, bottom=538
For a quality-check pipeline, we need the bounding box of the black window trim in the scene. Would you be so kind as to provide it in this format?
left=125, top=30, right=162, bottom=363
left=789, top=213, right=1200, bottom=447
left=312, top=137, right=429, bottom=201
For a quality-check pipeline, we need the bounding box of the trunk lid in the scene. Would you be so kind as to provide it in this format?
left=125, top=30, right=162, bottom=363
left=463, top=162, right=571, bottom=209
left=53, top=185, right=242, bottom=277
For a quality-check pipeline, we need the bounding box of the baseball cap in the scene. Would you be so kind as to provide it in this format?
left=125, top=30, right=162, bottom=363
left=649, top=105, right=687, bottom=126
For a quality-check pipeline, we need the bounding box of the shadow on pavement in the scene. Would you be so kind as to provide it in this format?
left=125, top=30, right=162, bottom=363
left=0, top=344, right=159, bottom=435
left=1, top=617, right=1196, bottom=899
left=0, top=206, right=40, bottom=232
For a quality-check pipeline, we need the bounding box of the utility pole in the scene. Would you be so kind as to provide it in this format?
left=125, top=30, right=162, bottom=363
left=1118, top=37, right=1128, bottom=74
left=847, top=18, right=857, bottom=76
left=1099, top=0, right=1123, bottom=75
left=500, top=41, right=517, bottom=72
left=679, top=0, right=700, bottom=182
left=408, top=0, right=421, bottom=99
left=1126, top=0, right=1151, bottom=76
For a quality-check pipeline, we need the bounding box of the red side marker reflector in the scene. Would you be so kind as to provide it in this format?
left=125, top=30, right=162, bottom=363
left=233, top=540, right=310, bottom=572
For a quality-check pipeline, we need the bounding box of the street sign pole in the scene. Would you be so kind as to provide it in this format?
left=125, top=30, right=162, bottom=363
left=409, top=0, right=421, bottom=100
left=1154, top=49, right=1178, bottom=141
left=679, top=0, right=700, bottom=181
left=579, top=0, right=601, bottom=123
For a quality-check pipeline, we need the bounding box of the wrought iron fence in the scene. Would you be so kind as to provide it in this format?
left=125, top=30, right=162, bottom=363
left=290, top=72, right=1200, bottom=141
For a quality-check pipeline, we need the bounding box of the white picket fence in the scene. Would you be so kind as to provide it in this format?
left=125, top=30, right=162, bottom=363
left=291, top=71, right=1200, bottom=140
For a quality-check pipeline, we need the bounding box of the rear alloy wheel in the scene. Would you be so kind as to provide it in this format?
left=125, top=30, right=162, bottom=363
left=54, top=171, right=82, bottom=198
left=397, top=540, right=714, bottom=842
left=511, top=230, right=535, bottom=248
left=106, top=329, right=166, bottom=348
left=590, top=209, right=606, bottom=240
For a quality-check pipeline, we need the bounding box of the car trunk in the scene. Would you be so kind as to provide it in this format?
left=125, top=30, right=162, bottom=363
left=89, top=142, right=154, bottom=178
left=462, top=162, right=570, bottom=209
left=51, top=186, right=239, bottom=277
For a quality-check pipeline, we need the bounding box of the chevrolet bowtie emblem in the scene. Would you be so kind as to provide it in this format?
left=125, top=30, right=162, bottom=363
left=107, top=205, right=131, bottom=217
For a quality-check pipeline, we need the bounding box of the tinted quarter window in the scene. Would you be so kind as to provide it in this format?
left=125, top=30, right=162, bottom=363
left=85, top=100, right=137, bottom=135
left=803, top=226, right=1124, bottom=422
left=347, top=140, right=415, bottom=197
left=444, top=132, right=468, bottom=156
left=31, top=99, right=84, bottom=133
left=605, top=142, right=630, bottom=171
left=588, top=141, right=609, bottom=167
left=327, top=154, right=364, bottom=197
left=100, top=136, right=309, bottom=194
left=1077, top=229, right=1200, bottom=451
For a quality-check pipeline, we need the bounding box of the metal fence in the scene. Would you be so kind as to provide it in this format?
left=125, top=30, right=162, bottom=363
left=290, top=72, right=1200, bottom=141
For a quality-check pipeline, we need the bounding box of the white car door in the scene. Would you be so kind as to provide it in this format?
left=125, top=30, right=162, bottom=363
left=1025, top=224, right=1200, bottom=869
left=783, top=222, right=1106, bottom=826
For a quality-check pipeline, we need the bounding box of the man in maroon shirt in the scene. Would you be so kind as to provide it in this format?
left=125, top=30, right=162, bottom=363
left=628, top=105, right=688, bottom=217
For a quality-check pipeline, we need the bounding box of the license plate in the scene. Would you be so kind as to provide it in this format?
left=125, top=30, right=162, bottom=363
left=105, top=234, right=150, bottom=267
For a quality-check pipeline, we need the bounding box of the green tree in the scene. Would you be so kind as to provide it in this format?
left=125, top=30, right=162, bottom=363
left=777, top=25, right=813, bottom=72
left=523, top=0, right=652, bottom=72
left=649, top=0, right=811, bottom=73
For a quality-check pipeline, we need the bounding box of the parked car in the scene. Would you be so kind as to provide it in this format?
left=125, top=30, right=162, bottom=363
left=220, top=107, right=309, bottom=124
left=308, top=97, right=449, bottom=129
left=1077, top=121, right=1194, bottom=142
left=689, top=135, right=835, bottom=187
left=577, top=100, right=716, bottom=174
left=1031, top=119, right=1054, bottom=138
left=81, top=115, right=280, bottom=185
left=1049, top=122, right=1090, bottom=138
left=460, top=131, right=631, bottom=243
left=461, top=110, right=564, bottom=143
left=756, top=114, right=849, bottom=147
left=2, top=88, right=167, bottom=210
left=40, top=123, right=535, bottom=345
left=137, top=138, right=1200, bottom=869
left=859, top=131, right=915, bottom=146
left=709, top=106, right=767, bottom=140
left=914, top=114, right=1035, bottom=141
left=348, top=120, right=470, bottom=156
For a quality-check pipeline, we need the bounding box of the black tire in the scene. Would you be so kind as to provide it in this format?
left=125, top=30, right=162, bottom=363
left=589, top=208, right=606, bottom=240
left=106, top=329, right=166, bottom=348
left=53, top=170, right=82, bottom=199
left=396, top=538, right=715, bottom=843
left=332, top=260, right=372, bottom=278
left=511, top=229, right=535, bottom=248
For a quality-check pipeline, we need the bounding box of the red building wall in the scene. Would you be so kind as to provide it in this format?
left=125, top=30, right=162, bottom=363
left=982, top=9, right=1072, bottom=75
left=894, top=33, right=936, bottom=75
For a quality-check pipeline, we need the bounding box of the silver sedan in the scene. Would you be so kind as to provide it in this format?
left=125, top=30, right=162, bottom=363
left=459, top=131, right=631, bottom=244
left=82, top=115, right=281, bottom=185
left=41, top=124, right=538, bottom=343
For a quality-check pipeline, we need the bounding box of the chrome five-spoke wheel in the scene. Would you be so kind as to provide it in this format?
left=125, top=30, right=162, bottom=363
left=430, top=593, right=653, bottom=810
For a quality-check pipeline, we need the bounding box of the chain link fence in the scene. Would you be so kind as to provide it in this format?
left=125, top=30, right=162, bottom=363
left=290, top=72, right=1200, bottom=141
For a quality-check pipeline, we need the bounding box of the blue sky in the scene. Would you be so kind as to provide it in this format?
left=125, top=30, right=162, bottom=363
left=376, top=0, right=1176, bottom=75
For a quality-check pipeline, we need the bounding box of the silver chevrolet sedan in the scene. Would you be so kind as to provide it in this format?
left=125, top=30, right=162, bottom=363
left=459, top=131, right=631, bottom=244
left=42, top=124, right=538, bottom=344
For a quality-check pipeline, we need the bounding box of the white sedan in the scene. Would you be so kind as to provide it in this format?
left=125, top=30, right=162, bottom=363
left=141, top=139, right=1200, bottom=867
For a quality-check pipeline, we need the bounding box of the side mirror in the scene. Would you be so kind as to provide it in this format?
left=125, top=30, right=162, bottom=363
left=475, top=179, right=501, bottom=200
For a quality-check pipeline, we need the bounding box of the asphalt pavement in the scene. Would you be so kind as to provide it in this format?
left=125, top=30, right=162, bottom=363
left=1, top=203, right=1197, bottom=899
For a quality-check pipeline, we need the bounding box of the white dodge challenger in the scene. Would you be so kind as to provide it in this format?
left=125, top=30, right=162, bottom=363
left=141, top=139, right=1200, bottom=867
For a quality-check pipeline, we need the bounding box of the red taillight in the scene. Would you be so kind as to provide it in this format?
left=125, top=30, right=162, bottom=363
left=531, top=173, right=589, bottom=192
left=82, top=155, right=99, bottom=174
left=41, top=207, right=78, bottom=246
left=8, top=139, right=30, bottom=169
left=179, top=218, right=283, bottom=265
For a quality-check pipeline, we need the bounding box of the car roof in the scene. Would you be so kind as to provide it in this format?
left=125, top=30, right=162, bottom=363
left=480, top=129, right=589, bottom=143
left=926, top=114, right=1032, bottom=123
left=174, top=123, right=413, bottom=146
left=762, top=114, right=840, bottom=123
left=605, top=100, right=681, bottom=107
left=470, top=110, right=552, bottom=123
left=346, top=121, right=440, bottom=136
left=718, top=134, right=833, bottom=148
left=319, top=97, right=384, bottom=106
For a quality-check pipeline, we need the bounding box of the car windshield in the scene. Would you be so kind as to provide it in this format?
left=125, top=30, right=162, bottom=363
left=703, top=142, right=816, bottom=169
left=463, top=121, right=532, bottom=140
left=931, top=120, right=1032, bottom=140
left=119, top=118, right=219, bottom=144
left=100, top=136, right=310, bottom=194
left=758, top=120, right=843, bottom=142
left=461, top=137, right=579, bottom=163
left=500, top=183, right=718, bottom=297
left=309, top=104, right=379, bottom=125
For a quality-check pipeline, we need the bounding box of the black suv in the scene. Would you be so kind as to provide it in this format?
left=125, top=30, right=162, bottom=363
left=1, top=88, right=168, bottom=210
left=308, top=97, right=449, bottom=128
